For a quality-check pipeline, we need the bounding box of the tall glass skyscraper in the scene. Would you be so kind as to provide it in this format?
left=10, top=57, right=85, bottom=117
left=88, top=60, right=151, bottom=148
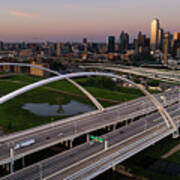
left=150, top=18, right=160, bottom=50
left=158, top=28, right=164, bottom=50
left=107, top=36, right=115, bottom=53
left=119, top=31, right=129, bottom=53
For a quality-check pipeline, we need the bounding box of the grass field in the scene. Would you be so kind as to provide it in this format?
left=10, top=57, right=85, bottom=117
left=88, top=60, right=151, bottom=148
left=0, top=73, right=144, bottom=133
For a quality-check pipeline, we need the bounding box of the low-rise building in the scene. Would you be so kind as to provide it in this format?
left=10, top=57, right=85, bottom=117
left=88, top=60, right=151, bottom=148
left=30, top=61, right=50, bottom=77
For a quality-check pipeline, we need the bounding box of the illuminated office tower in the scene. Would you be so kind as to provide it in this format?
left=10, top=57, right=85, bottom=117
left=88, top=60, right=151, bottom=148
left=150, top=18, right=160, bottom=50
left=172, top=32, right=180, bottom=57
left=107, top=36, right=115, bottom=53
left=174, top=32, right=180, bottom=41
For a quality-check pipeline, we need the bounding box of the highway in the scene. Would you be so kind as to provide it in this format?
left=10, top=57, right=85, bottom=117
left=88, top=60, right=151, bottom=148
left=80, top=65, right=180, bottom=84
left=0, top=88, right=178, bottom=165
left=1, top=103, right=180, bottom=180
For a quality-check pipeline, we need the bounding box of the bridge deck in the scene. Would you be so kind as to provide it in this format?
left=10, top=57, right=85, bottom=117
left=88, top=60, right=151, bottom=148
left=0, top=90, right=178, bottom=165
left=2, top=105, right=180, bottom=180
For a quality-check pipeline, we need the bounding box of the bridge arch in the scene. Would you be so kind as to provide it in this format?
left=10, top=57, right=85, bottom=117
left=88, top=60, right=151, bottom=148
left=0, top=71, right=178, bottom=134
left=0, top=63, right=104, bottom=111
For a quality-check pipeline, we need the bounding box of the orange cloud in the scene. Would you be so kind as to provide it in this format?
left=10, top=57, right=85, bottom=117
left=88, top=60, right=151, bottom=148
left=9, top=11, right=39, bottom=18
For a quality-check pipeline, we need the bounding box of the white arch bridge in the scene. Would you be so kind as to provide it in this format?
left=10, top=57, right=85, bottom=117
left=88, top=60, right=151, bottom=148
left=0, top=69, right=178, bottom=134
left=0, top=64, right=180, bottom=180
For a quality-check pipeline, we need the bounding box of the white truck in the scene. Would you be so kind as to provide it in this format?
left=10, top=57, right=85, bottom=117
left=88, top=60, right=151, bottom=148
left=14, top=139, right=36, bottom=150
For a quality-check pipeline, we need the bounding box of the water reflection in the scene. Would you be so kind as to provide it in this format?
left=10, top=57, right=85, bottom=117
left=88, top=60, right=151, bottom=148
left=22, top=100, right=94, bottom=117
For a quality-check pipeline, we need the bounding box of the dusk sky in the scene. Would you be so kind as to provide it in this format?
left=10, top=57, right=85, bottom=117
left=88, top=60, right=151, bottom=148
left=0, top=0, right=180, bottom=42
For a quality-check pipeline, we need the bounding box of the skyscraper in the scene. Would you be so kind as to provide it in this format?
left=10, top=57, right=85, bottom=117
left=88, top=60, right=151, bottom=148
left=137, top=32, right=146, bottom=47
left=0, top=41, right=4, bottom=50
left=119, top=31, right=129, bottom=53
left=56, top=42, right=61, bottom=57
left=150, top=18, right=160, bottom=50
left=83, top=38, right=88, bottom=52
left=163, top=32, right=172, bottom=65
left=174, top=32, right=180, bottom=41
left=158, top=28, right=164, bottom=50
left=172, top=32, right=180, bottom=58
left=107, top=36, right=115, bottom=53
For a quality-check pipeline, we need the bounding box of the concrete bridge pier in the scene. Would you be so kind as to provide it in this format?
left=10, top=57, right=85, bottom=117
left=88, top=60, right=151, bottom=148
left=5, top=163, right=10, bottom=172
left=129, top=119, right=134, bottom=124
left=113, top=124, right=116, bottom=131
left=22, top=156, right=25, bottom=168
left=65, top=141, right=69, bottom=147
left=173, top=130, right=180, bottom=139
left=112, top=166, right=116, bottom=171
left=86, top=134, right=90, bottom=143
left=126, top=120, right=129, bottom=127
left=107, top=126, right=111, bottom=132
left=69, top=139, right=73, bottom=149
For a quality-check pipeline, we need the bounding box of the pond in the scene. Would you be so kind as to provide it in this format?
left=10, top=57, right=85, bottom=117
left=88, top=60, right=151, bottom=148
left=22, top=100, right=94, bottom=117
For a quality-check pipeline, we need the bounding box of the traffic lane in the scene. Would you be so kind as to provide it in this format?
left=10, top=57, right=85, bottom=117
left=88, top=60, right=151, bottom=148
left=2, top=112, right=179, bottom=180
left=0, top=89, right=177, bottom=147
left=0, top=103, right=158, bottom=157
left=1, top=89, right=176, bottom=144
left=0, top=103, right=178, bottom=162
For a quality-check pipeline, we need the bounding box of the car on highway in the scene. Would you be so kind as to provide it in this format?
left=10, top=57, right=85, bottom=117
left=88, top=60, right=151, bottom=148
left=14, top=139, right=36, bottom=150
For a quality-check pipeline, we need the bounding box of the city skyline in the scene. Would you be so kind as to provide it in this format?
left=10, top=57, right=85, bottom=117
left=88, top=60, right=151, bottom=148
left=0, top=0, right=180, bottom=42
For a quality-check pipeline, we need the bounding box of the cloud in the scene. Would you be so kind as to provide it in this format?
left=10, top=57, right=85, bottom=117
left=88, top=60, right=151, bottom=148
left=9, top=11, right=39, bottom=18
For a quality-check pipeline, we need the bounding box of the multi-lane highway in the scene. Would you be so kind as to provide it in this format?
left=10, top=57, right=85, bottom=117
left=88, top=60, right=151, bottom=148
left=80, top=64, right=180, bottom=84
left=0, top=88, right=178, bottom=165
left=2, top=103, right=180, bottom=180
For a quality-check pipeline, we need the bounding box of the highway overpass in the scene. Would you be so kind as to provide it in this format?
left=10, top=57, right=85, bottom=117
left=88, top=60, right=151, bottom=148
left=0, top=88, right=178, bottom=166
left=1, top=104, right=180, bottom=180
left=0, top=67, right=179, bottom=180
left=80, top=65, right=180, bottom=84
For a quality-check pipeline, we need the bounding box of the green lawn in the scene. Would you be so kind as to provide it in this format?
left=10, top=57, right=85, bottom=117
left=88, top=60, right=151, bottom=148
left=0, top=84, right=95, bottom=133
left=0, top=73, right=144, bottom=133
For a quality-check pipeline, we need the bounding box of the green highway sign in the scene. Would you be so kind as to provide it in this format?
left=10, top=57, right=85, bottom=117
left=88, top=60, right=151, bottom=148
left=90, top=135, right=104, bottom=143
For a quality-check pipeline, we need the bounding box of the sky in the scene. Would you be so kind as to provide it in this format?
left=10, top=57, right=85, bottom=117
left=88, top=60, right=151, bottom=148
left=0, top=0, right=180, bottom=42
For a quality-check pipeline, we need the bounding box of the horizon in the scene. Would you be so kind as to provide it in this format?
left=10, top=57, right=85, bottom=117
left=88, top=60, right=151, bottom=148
left=0, top=0, right=180, bottom=42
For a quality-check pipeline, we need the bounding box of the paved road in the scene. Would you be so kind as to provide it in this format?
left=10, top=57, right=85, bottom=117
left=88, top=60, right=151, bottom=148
left=80, top=65, right=180, bottom=84
left=0, top=89, right=178, bottom=165
left=1, top=103, right=180, bottom=180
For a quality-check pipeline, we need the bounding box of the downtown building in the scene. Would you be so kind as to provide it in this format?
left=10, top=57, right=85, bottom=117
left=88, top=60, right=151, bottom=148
left=150, top=18, right=161, bottom=50
left=107, top=36, right=115, bottom=53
